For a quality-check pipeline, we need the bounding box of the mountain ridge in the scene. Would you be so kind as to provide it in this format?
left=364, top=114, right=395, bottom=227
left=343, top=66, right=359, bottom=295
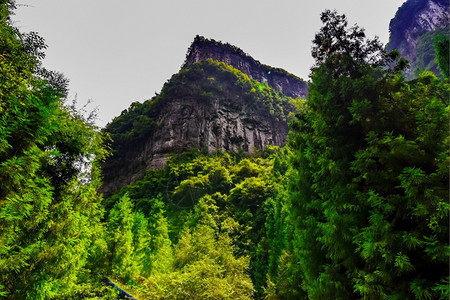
left=183, top=35, right=308, bottom=99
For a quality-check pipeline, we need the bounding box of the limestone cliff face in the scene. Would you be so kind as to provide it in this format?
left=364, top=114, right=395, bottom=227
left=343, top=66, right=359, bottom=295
left=150, top=97, right=289, bottom=160
left=102, top=95, right=289, bottom=195
left=183, top=36, right=308, bottom=99
left=101, top=59, right=295, bottom=196
left=387, top=0, right=449, bottom=78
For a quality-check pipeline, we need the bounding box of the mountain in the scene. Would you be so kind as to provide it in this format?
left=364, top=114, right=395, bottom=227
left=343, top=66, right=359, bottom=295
left=387, top=0, right=449, bottom=79
left=101, top=38, right=301, bottom=196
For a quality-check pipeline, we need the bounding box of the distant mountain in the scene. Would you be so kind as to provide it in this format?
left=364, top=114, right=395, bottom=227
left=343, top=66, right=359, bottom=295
left=101, top=38, right=301, bottom=196
left=387, top=0, right=449, bottom=79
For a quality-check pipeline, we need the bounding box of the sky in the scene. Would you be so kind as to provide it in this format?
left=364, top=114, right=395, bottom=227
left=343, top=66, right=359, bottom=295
left=12, top=0, right=406, bottom=127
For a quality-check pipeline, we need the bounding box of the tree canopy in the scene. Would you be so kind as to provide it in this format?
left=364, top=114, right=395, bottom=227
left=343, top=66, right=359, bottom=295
left=0, top=1, right=109, bottom=298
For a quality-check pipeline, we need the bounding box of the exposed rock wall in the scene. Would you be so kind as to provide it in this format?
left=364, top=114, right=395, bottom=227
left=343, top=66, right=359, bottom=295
left=183, top=36, right=308, bottom=99
left=101, top=92, right=290, bottom=196
left=387, top=0, right=449, bottom=77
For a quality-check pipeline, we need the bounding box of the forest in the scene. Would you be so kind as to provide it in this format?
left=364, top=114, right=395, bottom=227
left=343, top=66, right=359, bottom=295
left=0, top=0, right=449, bottom=299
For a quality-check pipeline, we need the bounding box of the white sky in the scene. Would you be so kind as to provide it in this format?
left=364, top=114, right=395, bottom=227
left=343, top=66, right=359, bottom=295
left=12, top=0, right=405, bottom=127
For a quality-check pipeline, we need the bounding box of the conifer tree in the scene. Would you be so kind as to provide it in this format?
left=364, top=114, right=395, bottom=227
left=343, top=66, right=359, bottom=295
left=147, top=195, right=173, bottom=275
left=286, top=9, right=449, bottom=299
left=0, top=1, right=107, bottom=298
left=106, top=194, right=136, bottom=282
left=132, top=211, right=152, bottom=277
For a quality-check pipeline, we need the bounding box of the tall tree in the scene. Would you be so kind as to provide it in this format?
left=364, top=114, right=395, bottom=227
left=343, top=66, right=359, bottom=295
left=147, top=194, right=173, bottom=275
left=286, top=9, right=449, bottom=299
left=0, top=1, right=107, bottom=298
left=106, top=194, right=136, bottom=282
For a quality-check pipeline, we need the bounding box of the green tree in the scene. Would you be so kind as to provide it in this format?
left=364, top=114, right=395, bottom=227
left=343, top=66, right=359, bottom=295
left=263, top=148, right=291, bottom=291
left=132, top=211, right=152, bottom=277
left=0, top=1, right=107, bottom=298
left=106, top=194, right=136, bottom=282
left=137, top=195, right=254, bottom=299
left=286, top=9, right=449, bottom=299
left=147, top=195, right=173, bottom=275
left=106, top=193, right=157, bottom=282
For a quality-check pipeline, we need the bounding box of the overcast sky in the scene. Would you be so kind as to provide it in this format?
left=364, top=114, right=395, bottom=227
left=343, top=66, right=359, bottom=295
left=13, top=0, right=405, bottom=127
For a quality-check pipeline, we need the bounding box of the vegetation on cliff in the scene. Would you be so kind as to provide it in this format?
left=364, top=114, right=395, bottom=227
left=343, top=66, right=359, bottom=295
left=1, top=1, right=448, bottom=299
left=184, top=35, right=306, bottom=85
left=105, top=58, right=295, bottom=154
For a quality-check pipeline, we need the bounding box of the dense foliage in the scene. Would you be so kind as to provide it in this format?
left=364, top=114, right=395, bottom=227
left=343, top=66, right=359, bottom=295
left=409, top=27, right=449, bottom=79
left=103, top=147, right=289, bottom=297
left=281, top=10, right=449, bottom=299
left=0, top=1, right=110, bottom=298
left=434, top=33, right=449, bottom=78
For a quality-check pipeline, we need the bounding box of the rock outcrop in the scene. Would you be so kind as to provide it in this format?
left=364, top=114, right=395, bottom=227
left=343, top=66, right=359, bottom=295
left=387, top=0, right=449, bottom=78
left=183, top=36, right=308, bottom=99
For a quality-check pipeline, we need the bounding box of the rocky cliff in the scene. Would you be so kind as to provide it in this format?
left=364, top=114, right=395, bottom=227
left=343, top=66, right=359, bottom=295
left=387, top=0, right=449, bottom=78
left=183, top=36, right=308, bottom=99
left=101, top=59, right=296, bottom=196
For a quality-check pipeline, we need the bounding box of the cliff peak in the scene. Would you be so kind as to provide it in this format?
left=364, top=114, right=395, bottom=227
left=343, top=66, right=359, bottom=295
left=183, top=35, right=308, bottom=99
